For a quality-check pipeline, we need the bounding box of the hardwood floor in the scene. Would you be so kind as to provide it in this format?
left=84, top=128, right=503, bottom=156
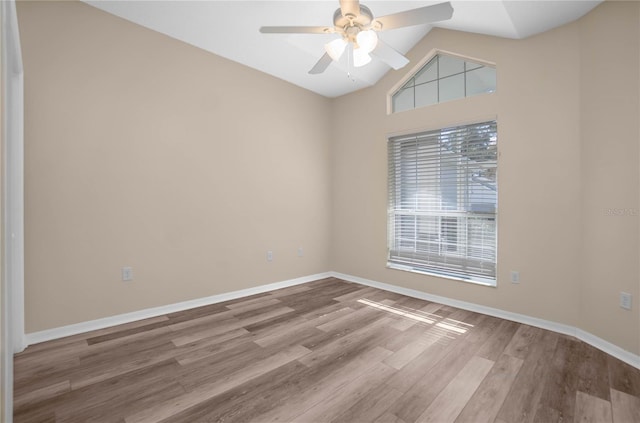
left=13, top=277, right=640, bottom=423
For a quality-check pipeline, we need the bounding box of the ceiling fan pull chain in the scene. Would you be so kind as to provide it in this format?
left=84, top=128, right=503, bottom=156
left=347, top=43, right=355, bottom=82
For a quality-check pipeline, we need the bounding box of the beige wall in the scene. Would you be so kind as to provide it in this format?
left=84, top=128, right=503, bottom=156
left=579, top=2, right=640, bottom=354
left=331, top=1, right=639, bottom=354
left=17, top=1, right=332, bottom=332
left=16, top=1, right=640, bottom=356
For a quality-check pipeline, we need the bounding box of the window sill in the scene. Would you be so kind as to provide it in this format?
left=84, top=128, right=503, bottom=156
left=387, top=263, right=497, bottom=288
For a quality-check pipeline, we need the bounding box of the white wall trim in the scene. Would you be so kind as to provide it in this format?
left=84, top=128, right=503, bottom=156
left=3, top=0, right=24, bottom=354
left=330, top=271, right=640, bottom=370
left=25, top=272, right=331, bottom=346
left=24, top=270, right=640, bottom=371
left=2, top=0, right=24, bottom=421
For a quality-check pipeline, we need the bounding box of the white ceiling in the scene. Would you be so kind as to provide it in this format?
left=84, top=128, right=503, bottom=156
left=84, top=1, right=602, bottom=98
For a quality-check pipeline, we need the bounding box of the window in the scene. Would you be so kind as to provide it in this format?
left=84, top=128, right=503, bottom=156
left=392, top=53, right=496, bottom=113
left=387, top=121, right=498, bottom=285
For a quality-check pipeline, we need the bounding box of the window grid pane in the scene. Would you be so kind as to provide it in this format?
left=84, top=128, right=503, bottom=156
left=415, top=56, right=438, bottom=85
left=415, top=81, right=438, bottom=108
left=387, top=121, right=498, bottom=284
left=439, top=74, right=465, bottom=103
left=465, top=66, right=497, bottom=97
left=392, top=87, right=414, bottom=113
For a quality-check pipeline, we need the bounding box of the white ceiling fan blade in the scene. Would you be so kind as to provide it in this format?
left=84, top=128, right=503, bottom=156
left=339, top=0, right=360, bottom=17
left=308, top=52, right=333, bottom=74
left=374, top=2, right=454, bottom=31
left=260, top=26, right=332, bottom=34
left=371, top=40, right=410, bottom=70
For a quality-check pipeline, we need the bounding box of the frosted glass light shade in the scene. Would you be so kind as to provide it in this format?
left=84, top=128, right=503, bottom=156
left=325, top=38, right=347, bottom=61
left=356, top=30, right=378, bottom=53
left=353, top=47, right=371, bottom=67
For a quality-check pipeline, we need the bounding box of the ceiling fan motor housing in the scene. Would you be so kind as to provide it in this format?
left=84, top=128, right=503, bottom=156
left=333, top=4, right=375, bottom=43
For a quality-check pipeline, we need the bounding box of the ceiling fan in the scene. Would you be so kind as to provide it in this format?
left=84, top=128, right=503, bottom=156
left=259, top=1, right=454, bottom=74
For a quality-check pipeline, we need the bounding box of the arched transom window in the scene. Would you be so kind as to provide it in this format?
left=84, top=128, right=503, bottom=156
left=392, top=53, right=496, bottom=113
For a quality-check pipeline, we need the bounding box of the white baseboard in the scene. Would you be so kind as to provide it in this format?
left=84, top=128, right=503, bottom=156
left=330, top=271, right=640, bottom=370
left=23, top=270, right=640, bottom=370
left=24, top=272, right=332, bottom=347
left=576, top=328, right=640, bottom=370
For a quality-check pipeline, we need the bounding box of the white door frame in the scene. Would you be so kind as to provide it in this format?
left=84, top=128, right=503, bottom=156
left=2, top=0, right=25, bottom=421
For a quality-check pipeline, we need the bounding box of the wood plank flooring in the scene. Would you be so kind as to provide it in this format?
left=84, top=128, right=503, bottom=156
left=13, top=277, right=640, bottom=423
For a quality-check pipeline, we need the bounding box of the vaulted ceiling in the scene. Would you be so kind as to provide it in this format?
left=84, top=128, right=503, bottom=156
left=85, top=1, right=602, bottom=98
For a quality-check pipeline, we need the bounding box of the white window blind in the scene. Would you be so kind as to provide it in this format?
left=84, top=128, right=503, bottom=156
left=387, top=121, right=498, bottom=285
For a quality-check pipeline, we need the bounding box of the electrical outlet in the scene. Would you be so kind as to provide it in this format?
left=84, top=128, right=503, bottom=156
left=620, top=292, right=632, bottom=310
left=510, top=271, right=520, bottom=284
left=297, top=247, right=304, bottom=257
left=267, top=251, right=273, bottom=262
left=122, top=266, right=133, bottom=281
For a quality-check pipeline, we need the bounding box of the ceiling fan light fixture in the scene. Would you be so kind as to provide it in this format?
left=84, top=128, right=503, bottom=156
left=356, top=29, right=378, bottom=53
left=260, top=1, right=454, bottom=75
left=325, top=38, right=348, bottom=61
left=353, top=47, right=372, bottom=67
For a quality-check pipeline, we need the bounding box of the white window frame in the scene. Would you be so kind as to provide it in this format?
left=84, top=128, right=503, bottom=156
left=387, top=120, right=498, bottom=286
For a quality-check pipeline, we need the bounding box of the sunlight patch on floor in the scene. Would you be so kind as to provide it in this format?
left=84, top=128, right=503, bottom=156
left=357, top=299, right=436, bottom=324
